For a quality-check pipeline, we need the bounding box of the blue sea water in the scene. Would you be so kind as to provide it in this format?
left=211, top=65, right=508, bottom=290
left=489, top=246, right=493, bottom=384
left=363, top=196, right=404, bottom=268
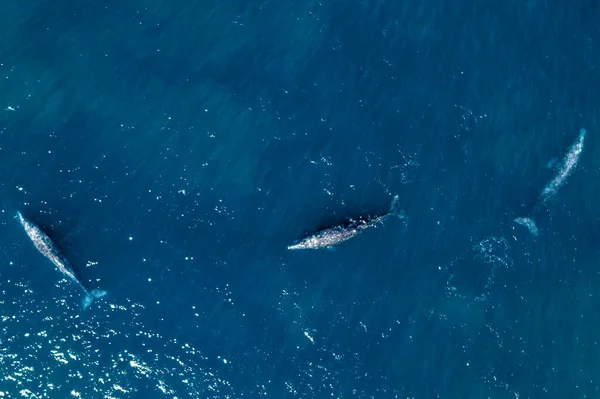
left=1, top=0, right=599, bottom=397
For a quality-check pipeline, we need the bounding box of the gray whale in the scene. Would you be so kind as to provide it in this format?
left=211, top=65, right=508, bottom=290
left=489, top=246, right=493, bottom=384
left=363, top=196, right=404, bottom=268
left=17, top=211, right=107, bottom=309
left=288, top=195, right=404, bottom=250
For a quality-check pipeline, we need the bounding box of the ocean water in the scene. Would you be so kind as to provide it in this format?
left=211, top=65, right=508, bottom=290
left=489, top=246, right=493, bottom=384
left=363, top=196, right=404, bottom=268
left=0, top=0, right=599, bottom=397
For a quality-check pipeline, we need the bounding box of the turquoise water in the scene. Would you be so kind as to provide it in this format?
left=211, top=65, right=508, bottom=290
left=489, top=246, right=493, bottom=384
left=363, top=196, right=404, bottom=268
left=1, top=0, right=599, bottom=397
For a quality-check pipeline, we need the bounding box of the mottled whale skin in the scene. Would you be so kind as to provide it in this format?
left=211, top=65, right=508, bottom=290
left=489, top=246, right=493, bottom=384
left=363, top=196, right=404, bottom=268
left=17, top=212, right=106, bottom=309
left=540, top=128, right=586, bottom=203
left=514, top=128, right=586, bottom=236
left=288, top=195, right=404, bottom=250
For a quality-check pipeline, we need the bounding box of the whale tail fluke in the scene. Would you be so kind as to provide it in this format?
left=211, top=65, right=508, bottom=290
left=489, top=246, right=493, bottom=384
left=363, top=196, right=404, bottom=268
left=514, top=217, right=539, bottom=237
left=82, top=289, right=108, bottom=309
left=388, top=195, right=405, bottom=219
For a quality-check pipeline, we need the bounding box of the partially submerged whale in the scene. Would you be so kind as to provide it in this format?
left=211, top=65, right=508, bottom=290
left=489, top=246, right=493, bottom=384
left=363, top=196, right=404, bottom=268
left=288, top=195, right=404, bottom=250
left=17, top=211, right=107, bottom=309
left=540, top=128, right=586, bottom=203
left=514, top=128, right=586, bottom=236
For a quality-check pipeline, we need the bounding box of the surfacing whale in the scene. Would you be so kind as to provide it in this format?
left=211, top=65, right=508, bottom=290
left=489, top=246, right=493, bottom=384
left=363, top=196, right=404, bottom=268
left=17, top=211, right=107, bottom=309
left=513, top=128, right=586, bottom=236
left=288, top=195, right=404, bottom=250
left=539, top=128, right=586, bottom=203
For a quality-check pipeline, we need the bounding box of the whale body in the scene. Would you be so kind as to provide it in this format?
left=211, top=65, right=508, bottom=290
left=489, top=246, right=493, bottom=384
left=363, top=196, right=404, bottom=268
left=288, top=195, right=404, bottom=250
left=540, top=128, right=586, bottom=203
left=514, top=128, right=587, bottom=236
left=17, top=212, right=106, bottom=309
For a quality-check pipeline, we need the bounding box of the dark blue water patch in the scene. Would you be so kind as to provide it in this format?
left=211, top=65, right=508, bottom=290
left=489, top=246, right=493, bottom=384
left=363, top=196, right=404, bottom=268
left=1, top=0, right=600, bottom=397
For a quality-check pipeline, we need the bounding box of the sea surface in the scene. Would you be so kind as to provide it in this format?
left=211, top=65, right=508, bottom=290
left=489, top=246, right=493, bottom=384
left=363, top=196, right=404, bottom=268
left=0, top=0, right=599, bottom=398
